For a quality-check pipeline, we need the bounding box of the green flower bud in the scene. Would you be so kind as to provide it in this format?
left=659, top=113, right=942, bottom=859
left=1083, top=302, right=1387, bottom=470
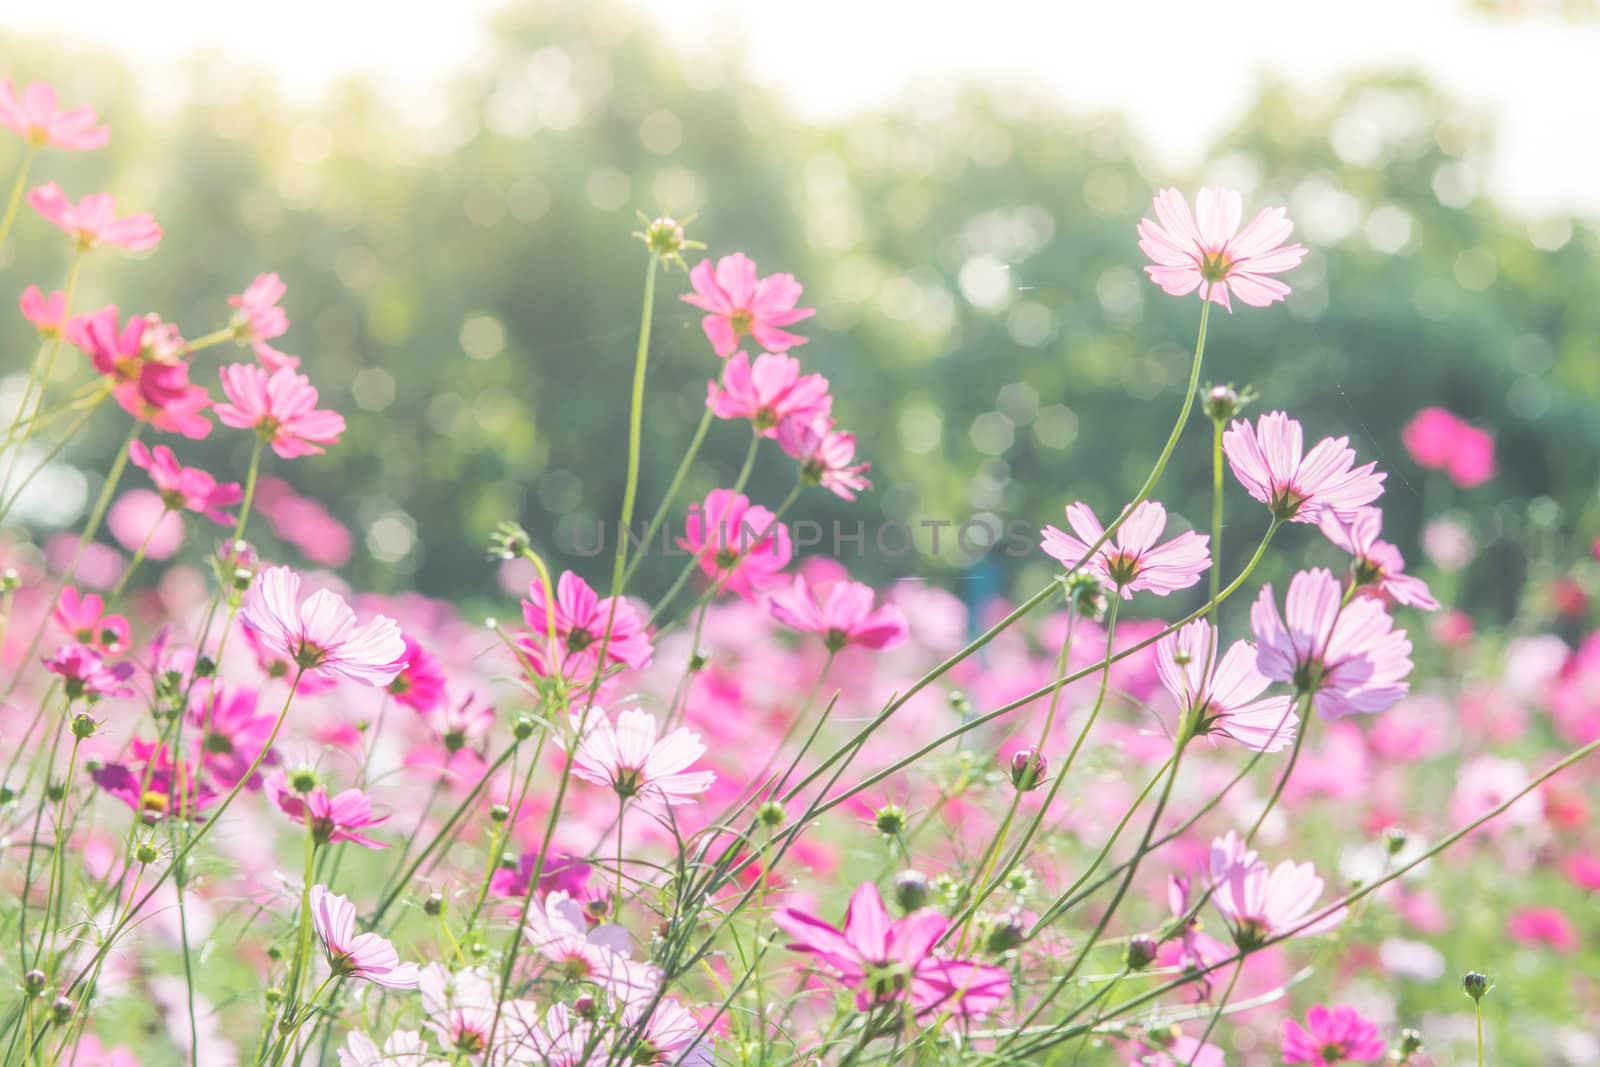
left=893, top=870, right=930, bottom=913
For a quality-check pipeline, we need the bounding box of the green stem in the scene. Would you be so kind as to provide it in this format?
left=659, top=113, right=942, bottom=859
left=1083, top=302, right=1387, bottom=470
left=611, top=256, right=659, bottom=594
left=232, top=438, right=266, bottom=546
left=1209, top=417, right=1224, bottom=618
left=0, top=144, right=37, bottom=249
left=620, top=406, right=714, bottom=589
left=106, top=512, right=163, bottom=606
left=1188, top=960, right=1243, bottom=1063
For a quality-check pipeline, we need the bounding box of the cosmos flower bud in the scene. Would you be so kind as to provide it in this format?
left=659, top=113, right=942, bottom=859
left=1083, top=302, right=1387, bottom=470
left=757, top=800, right=786, bottom=828
left=22, top=969, right=47, bottom=996
left=487, top=520, right=532, bottom=561
left=1382, top=827, right=1408, bottom=855
left=50, top=996, right=73, bottom=1025
left=1396, top=1028, right=1424, bottom=1057
left=1064, top=572, right=1104, bottom=619
left=584, top=895, right=610, bottom=924
left=1008, top=747, right=1047, bottom=792
left=1462, top=971, right=1492, bottom=1002
left=133, top=841, right=159, bottom=866
left=288, top=767, right=319, bottom=794
left=573, top=994, right=598, bottom=1020
left=1126, top=935, right=1159, bottom=970
left=0, top=567, right=20, bottom=593
left=193, top=655, right=216, bottom=678
left=633, top=213, right=702, bottom=270
left=982, top=914, right=1025, bottom=954
left=1202, top=382, right=1256, bottom=424
left=893, top=870, right=930, bottom=913
left=489, top=803, right=510, bottom=824
left=424, top=891, right=444, bottom=917
left=512, top=715, right=536, bottom=740
left=873, top=804, right=907, bottom=837
left=0, top=784, right=16, bottom=805
left=70, top=711, right=97, bottom=739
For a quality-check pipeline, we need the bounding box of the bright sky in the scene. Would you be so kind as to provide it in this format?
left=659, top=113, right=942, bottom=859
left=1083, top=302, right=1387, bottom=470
left=11, top=0, right=1600, bottom=218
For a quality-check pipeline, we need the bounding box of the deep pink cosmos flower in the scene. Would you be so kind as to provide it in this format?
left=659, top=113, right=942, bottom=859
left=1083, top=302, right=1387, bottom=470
left=129, top=441, right=242, bottom=524
left=228, top=272, right=298, bottom=370
left=678, top=489, right=793, bottom=601
left=1137, top=187, right=1306, bottom=310
left=0, top=81, right=109, bottom=150
left=1208, top=831, right=1346, bottom=949
left=92, top=740, right=217, bottom=823
left=1507, top=906, right=1580, bottom=953
left=386, top=634, right=448, bottom=713
left=491, top=851, right=592, bottom=901
left=310, top=885, right=419, bottom=987
left=214, top=364, right=345, bottom=458
left=707, top=351, right=832, bottom=437
left=269, top=773, right=391, bottom=849
left=43, top=642, right=133, bottom=701
left=775, top=882, right=1009, bottom=1020
left=1157, top=618, right=1297, bottom=752
left=768, top=575, right=909, bottom=652
left=1319, top=507, right=1438, bottom=611
left=681, top=253, right=814, bottom=357
left=1401, top=407, right=1495, bottom=488
left=1224, top=412, right=1385, bottom=523
left=1282, top=1004, right=1386, bottom=1065
left=1252, top=568, right=1413, bottom=718
left=566, top=707, right=715, bottom=805
left=53, top=587, right=130, bottom=654
left=240, top=566, right=406, bottom=686
left=190, top=687, right=279, bottom=790
left=778, top=415, right=871, bottom=500
left=70, top=306, right=214, bottom=439
left=1040, top=501, right=1210, bottom=598
left=19, top=286, right=67, bottom=338
left=519, top=570, right=653, bottom=679
left=27, top=182, right=159, bottom=250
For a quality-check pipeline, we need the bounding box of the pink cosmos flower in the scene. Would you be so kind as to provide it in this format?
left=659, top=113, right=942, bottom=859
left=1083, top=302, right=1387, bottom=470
left=1209, top=831, right=1346, bottom=949
left=53, top=586, right=130, bottom=654
left=1117, top=1031, right=1225, bottom=1067
left=1504, top=908, right=1580, bottom=953
left=214, top=364, right=345, bottom=458
left=678, top=489, right=793, bottom=601
left=1448, top=755, right=1543, bottom=831
left=778, top=415, right=871, bottom=500
left=190, top=687, right=279, bottom=789
left=523, top=891, right=661, bottom=1005
left=1224, top=412, right=1385, bottom=523
left=19, top=286, right=67, bottom=337
left=566, top=706, right=715, bottom=805
left=43, top=642, right=133, bottom=701
left=707, top=351, right=832, bottom=436
left=337, top=1029, right=437, bottom=1067
left=227, top=272, right=299, bottom=370
left=387, top=634, right=448, bottom=713
left=1282, top=1005, right=1385, bottom=1065
left=129, top=441, right=242, bottom=524
left=1137, top=187, right=1306, bottom=310
left=1320, top=507, right=1437, bottom=611
left=768, top=575, right=909, bottom=652
left=0, top=81, right=109, bottom=150
left=1040, top=500, right=1210, bottom=598
left=1162, top=875, right=1229, bottom=1001
left=240, top=566, right=406, bottom=686
left=269, top=773, right=391, bottom=849
left=70, top=306, right=213, bottom=438
left=623, top=999, right=714, bottom=1067
left=419, top=965, right=539, bottom=1061
left=1252, top=568, right=1413, bottom=718
left=310, top=885, right=419, bottom=988
left=27, top=182, right=159, bottom=250
left=92, top=740, right=217, bottom=823
left=491, top=851, right=591, bottom=901
left=1157, top=618, right=1297, bottom=752
left=519, top=570, right=654, bottom=679
left=1402, top=407, right=1496, bottom=488
left=775, top=882, right=1009, bottom=1020
left=681, top=253, right=814, bottom=357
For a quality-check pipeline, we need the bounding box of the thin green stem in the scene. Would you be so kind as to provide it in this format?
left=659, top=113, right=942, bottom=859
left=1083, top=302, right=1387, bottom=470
left=0, top=144, right=37, bottom=248
left=1209, top=417, right=1224, bottom=618
left=620, top=406, right=714, bottom=588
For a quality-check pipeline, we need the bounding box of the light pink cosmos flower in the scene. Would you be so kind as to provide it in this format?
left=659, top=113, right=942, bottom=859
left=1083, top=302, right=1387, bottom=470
left=566, top=706, right=715, bottom=805
left=1156, top=618, right=1296, bottom=752
left=1252, top=568, right=1413, bottom=719
left=310, top=885, right=419, bottom=988
left=338, top=1029, right=441, bottom=1067
left=53, top=586, right=130, bottom=654
left=768, top=575, right=909, bottom=652
left=1040, top=501, right=1210, bottom=598
left=228, top=272, right=299, bottom=371
left=418, top=965, right=541, bottom=1062
left=1116, top=1031, right=1224, bottom=1067
left=678, top=489, right=793, bottom=601
left=240, top=566, right=406, bottom=686
left=0, top=81, right=109, bottom=150
left=27, top=182, right=159, bottom=250
left=681, top=253, right=814, bottom=357
left=775, top=882, right=1010, bottom=1020
left=1224, top=412, right=1385, bottom=523
left=19, top=286, right=67, bottom=337
left=1448, top=755, right=1543, bottom=831
left=129, top=441, right=242, bottom=524
left=43, top=641, right=134, bottom=701
left=1282, top=1004, right=1386, bottom=1065
left=269, top=772, right=391, bottom=848
left=778, top=415, right=871, bottom=500
left=1319, top=507, right=1438, bottom=611
left=519, top=570, right=653, bottom=677
left=1208, top=831, right=1346, bottom=949
left=1138, top=187, right=1306, bottom=310
left=214, top=364, right=345, bottom=458
left=707, top=351, right=832, bottom=437
left=523, top=891, right=661, bottom=1006
left=622, top=999, right=714, bottom=1067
